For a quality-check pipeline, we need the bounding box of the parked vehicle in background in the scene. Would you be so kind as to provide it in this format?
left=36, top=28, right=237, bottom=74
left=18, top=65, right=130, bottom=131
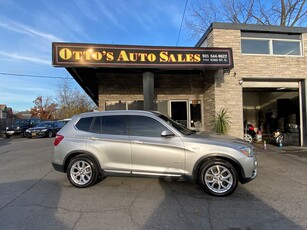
left=52, top=110, right=257, bottom=196
left=58, top=118, right=71, bottom=126
left=244, top=123, right=256, bottom=143
left=3, top=119, right=41, bottom=138
left=25, top=121, right=64, bottom=138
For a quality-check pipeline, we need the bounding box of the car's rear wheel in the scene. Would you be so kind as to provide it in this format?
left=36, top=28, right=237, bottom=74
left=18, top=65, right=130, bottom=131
left=67, top=155, right=100, bottom=188
left=198, top=159, right=238, bottom=196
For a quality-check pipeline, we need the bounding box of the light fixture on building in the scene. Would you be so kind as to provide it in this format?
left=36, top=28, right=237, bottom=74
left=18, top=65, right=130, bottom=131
left=239, top=79, right=243, bottom=85
left=223, top=69, right=230, bottom=75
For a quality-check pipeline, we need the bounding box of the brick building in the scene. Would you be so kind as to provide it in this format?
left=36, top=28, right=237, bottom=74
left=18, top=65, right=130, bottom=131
left=52, top=22, right=307, bottom=146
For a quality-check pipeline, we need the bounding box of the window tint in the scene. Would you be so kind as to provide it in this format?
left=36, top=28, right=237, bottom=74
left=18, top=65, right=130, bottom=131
left=91, top=117, right=101, bottom=134
left=129, top=116, right=167, bottom=137
left=101, top=116, right=126, bottom=135
left=241, top=39, right=269, bottom=54
left=273, top=41, right=300, bottom=55
left=76, top=117, right=93, bottom=132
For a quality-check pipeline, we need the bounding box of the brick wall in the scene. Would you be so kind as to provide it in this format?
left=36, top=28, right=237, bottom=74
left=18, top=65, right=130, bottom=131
left=98, top=73, right=205, bottom=116
left=203, top=28, right=307, bottom=138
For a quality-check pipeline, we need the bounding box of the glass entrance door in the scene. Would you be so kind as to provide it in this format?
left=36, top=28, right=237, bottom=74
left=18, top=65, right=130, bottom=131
left=170, top=101, right=188, bottom=127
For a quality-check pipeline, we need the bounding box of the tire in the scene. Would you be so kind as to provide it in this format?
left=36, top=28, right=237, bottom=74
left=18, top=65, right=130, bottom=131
left=198, top=160, right=238, bottom=196
left=276, top=134, right=289, bottom=146
left=67, top=155, right=100, bottom=188
left=244, top=134, right=253, bottom=143
left=5, top=134, right=11, bottom=139
left=47, top=130, right=53, bottom=138
left=288, top=128, right=299, bottom=134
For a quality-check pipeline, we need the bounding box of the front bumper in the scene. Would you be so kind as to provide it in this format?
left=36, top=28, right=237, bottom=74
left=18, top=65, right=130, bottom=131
left=26, top=130, right=47, bottom=138
left=3, top=130, right=22, bottom=136
left=240, top=157, right=258, bottom=184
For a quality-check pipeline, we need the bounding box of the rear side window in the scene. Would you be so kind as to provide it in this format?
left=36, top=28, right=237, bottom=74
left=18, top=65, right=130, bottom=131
left=101, top=116, right=126, bottom=135
left=91, top=117, right=101, bottom=134
left=129, top=115, right=166, bottom=137
left=75, top=117, right=94, bottom=132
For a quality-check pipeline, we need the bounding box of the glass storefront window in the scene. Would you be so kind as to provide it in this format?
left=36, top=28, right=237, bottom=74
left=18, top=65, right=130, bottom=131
left=241, top=39, right=270, bottom=54
left=105, top=99, right=203, bottom=130
left=154, top=100, right=168, bottom=115
left=242, top=38, right=301, bottom=56
left=273, top=41, right=301, bottom=55
left=105, top=101, right=126, bottom=110
left=190, top=100, right=202, bottom=129
left=127, top=100, right=144, bottom=110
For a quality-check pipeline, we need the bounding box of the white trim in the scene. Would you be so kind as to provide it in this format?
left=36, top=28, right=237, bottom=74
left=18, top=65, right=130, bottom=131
left=242, top=81, right=299, bottom=88
left=299, top=81, right=303, bottom=146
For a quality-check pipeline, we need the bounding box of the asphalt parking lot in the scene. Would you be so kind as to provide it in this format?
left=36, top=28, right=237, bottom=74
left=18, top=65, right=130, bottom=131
left=0, top=137, right=307, bottom=230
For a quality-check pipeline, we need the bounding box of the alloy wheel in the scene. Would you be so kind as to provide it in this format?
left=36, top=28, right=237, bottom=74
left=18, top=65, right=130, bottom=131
left=70, top=160, right=93, bottom=186
left=204, top=165, right=233, bottom=194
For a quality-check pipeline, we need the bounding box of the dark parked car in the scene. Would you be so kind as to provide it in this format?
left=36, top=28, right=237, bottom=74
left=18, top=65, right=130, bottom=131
left=25, top=121, right=64, bottom=138
left=3, top=119, right=41, bottom=138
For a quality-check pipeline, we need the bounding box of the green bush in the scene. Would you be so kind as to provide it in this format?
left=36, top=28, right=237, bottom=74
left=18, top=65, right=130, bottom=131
left=213, top=108, right=231, bottom=134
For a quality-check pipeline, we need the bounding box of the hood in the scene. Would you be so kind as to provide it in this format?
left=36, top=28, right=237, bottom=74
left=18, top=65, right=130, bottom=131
left=29, top=126, right=49, bottom=130
left=191, top=132, right=253, bottom=149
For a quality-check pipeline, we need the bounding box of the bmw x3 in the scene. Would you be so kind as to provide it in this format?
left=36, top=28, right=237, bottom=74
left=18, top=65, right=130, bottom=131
left=52, top=110, right=257, bottom=196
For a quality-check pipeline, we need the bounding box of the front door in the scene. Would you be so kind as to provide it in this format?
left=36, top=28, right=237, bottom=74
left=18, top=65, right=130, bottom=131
left=170, top=101, right=188, bottom=127
left=129, top=115, right=185, bottom=175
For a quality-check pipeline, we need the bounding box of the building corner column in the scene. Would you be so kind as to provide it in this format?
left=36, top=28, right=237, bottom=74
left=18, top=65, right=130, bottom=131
left=143, top=72, right=154, bottom=111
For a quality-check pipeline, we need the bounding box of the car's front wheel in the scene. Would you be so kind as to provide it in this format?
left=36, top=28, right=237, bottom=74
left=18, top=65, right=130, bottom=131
left=198, top=159, right=238, bottom=196
left=67, top=155, right=100, bottom=188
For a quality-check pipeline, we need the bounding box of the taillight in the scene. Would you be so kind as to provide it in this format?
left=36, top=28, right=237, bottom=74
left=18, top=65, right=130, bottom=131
left=54, top=134, right=64, bottom=146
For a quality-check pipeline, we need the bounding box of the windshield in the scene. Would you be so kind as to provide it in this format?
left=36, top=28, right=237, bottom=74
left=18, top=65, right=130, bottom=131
left=158, top=114, right=194, bottom=135
left=36, top=122, right=53, bottom=127
left=14, top=120, right=28, bottom=126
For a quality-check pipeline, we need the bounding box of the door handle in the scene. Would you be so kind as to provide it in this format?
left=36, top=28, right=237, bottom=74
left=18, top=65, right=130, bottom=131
left=131, top=140, right=144, bottom=144
left=89, top=137, right=99, bottom=141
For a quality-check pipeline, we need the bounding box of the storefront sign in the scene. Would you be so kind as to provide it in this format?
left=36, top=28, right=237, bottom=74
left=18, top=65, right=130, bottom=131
left=52, top=43, right=233, bottom=69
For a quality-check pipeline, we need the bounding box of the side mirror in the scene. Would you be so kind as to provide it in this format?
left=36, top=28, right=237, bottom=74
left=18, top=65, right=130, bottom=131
left=161, top=130, right=175, bottom=138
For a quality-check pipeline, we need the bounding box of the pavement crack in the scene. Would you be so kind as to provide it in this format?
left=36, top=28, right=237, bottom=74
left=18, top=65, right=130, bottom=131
left=0, top=169, right=54, bottom=213
left=128, top=180, right=156, bottom=229
left=165, top=182, right=197, bottom=230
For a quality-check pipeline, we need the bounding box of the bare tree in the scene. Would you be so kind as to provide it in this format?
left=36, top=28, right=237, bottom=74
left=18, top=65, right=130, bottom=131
left=30, top=96, right=57, bottom=120
left=55, top=78, right=95, bottom=119
left=186, top=0, right=307, bottom=38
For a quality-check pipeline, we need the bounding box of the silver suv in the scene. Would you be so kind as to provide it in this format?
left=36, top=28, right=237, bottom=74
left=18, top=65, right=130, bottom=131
left=52, top=110, right=257, bottom=196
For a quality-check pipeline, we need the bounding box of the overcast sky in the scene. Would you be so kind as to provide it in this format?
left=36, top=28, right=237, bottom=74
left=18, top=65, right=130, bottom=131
left=0, top=0, right=200, bottom=112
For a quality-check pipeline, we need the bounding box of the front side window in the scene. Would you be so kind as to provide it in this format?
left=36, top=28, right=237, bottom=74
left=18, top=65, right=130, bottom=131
left=158, top=114, right=194, bottom=135
left=129, top=116, right=167, bottom=137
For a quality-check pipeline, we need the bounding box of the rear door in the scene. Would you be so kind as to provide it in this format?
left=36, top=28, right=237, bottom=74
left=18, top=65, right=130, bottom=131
left=128, top=115, right=185, bottom=175
left=85, top=115, right=131, bottom=174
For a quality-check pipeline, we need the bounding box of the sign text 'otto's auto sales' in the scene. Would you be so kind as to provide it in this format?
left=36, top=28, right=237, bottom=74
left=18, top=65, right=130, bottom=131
left=52, top=43, right=233, bottom=69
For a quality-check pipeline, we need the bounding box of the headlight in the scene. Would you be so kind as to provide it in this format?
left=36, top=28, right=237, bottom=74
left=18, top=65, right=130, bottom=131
left=41, top=129, right=47, bottom=132
left=239, top=147, right=253, bottom=157
left=26, top=129, right=30, bottom=132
